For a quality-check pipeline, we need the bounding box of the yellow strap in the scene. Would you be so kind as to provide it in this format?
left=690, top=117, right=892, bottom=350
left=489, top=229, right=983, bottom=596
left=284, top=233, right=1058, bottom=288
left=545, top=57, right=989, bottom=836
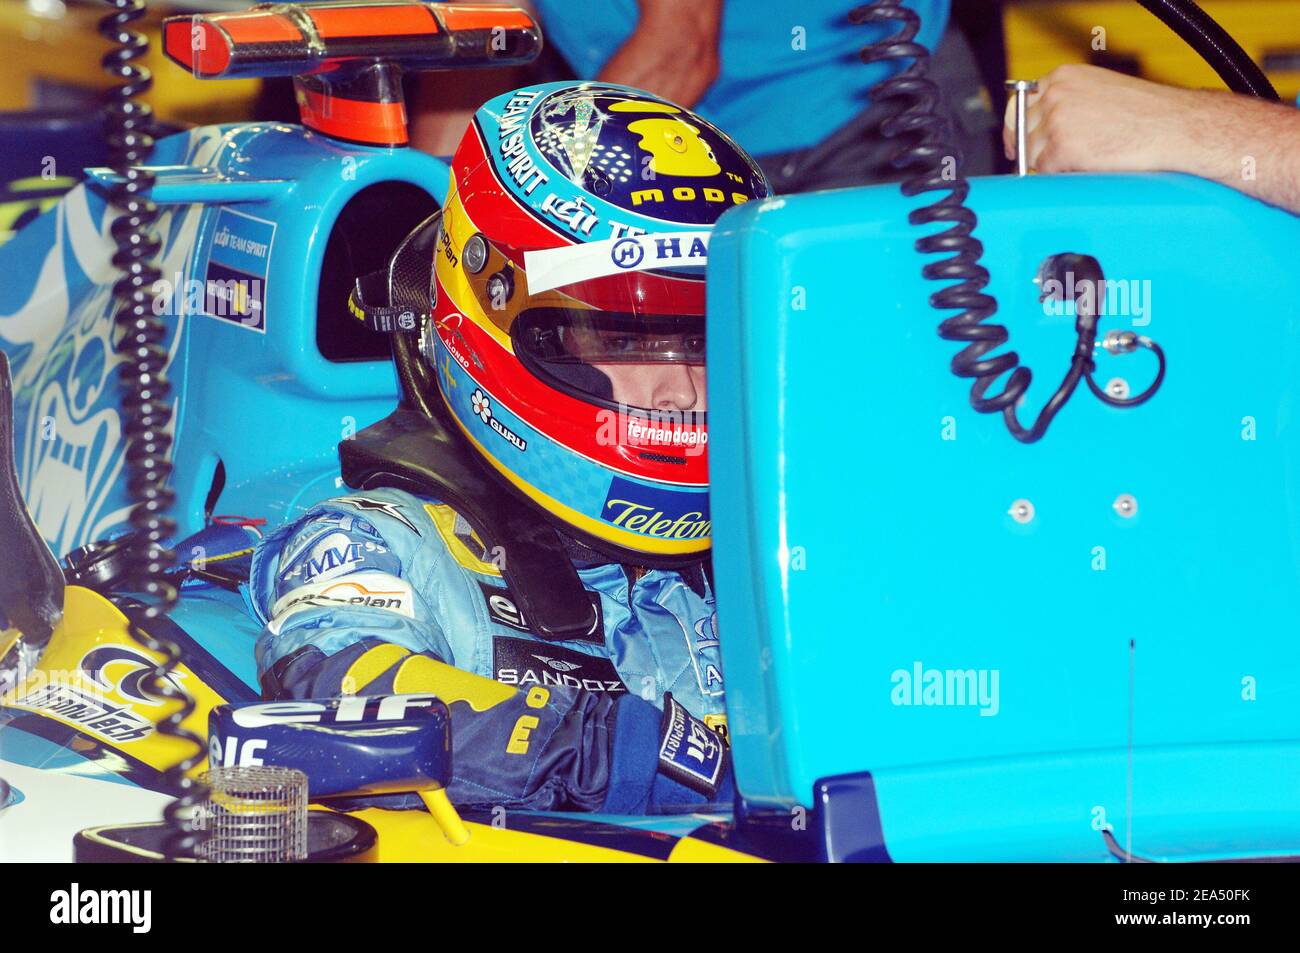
left=392, top=653, right=517, bottom=712
left=424, top=503, right=503, bottom=577
left=342, top=643, right=412, bottom=694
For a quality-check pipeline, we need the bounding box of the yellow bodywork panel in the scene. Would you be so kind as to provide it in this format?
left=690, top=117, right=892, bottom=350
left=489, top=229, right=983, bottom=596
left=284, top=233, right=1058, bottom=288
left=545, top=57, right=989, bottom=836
left=0, top=3, right=258, bottom=124
left=1, top=585, right=220, bottom=775
left=1004, top=1, right=1300, bottom=102
left=354, top=807, right=769, bottom=863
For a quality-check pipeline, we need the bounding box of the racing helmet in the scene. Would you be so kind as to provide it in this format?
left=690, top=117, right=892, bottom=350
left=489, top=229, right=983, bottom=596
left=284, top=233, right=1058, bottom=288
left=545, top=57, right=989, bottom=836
left=426, top=81, right=769, bottom=565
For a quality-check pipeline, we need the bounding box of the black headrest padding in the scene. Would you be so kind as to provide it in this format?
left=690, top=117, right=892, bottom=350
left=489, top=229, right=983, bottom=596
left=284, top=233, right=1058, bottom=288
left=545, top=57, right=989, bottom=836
left=0, top=351, right=64, bottom=647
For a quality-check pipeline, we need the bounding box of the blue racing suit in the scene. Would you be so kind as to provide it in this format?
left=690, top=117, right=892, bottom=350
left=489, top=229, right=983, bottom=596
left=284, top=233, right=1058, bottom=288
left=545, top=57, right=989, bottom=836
left=247, top=487, right=731, bottom=813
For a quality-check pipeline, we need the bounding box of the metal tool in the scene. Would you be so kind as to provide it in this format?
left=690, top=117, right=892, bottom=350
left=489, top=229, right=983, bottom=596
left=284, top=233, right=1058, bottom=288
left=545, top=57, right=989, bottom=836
left=1005, top=80, right=1039, bottom=176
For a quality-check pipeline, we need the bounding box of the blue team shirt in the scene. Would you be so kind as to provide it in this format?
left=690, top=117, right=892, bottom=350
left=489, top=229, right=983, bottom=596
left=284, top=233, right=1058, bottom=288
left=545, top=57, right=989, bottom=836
left=534, top=0, right=950, bottom=157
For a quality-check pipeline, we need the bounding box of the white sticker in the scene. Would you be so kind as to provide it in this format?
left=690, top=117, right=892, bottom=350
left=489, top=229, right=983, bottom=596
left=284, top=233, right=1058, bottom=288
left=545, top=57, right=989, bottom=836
left=267, top=571, right=416, bottom=635
left=523, top=231, right=710, bottom=293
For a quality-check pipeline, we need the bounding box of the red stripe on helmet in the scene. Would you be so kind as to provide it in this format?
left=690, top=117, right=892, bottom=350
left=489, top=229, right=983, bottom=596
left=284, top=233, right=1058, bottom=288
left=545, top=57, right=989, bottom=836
left=453, top=124, right=572, bottom=255
left=437, top=289, right=709, bottom=486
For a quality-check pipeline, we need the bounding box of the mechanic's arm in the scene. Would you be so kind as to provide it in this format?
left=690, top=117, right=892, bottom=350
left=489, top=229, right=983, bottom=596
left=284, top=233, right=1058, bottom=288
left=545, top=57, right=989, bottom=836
left=1005, top=64, right=1300, bottom=214
left=596, top=0, right=722, bottom=107
left=251, top=501, right=730, bottom=813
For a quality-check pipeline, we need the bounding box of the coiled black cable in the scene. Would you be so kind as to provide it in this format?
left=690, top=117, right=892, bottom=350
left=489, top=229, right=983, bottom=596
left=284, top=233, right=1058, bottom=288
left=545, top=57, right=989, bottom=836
left=100, top=0, right=207, bottom=858
left=851, top=1, right=1274, bottom=442
left=853, top=0, right=1079, bottom=442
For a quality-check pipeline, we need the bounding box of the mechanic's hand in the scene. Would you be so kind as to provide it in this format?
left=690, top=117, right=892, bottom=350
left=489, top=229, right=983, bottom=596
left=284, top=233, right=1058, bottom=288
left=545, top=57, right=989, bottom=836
left=1004, top=64, right=1209, bottom=175
left=597, top=0, right=722, bottom=107
left=1002, top=63, right=1300, bottom=214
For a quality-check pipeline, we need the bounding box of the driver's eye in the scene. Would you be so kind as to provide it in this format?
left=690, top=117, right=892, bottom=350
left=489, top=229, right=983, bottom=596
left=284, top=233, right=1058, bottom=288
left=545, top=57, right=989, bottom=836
left=602, top=334, right=637, bottom=353
left=684, top=336, right=705, bottom=356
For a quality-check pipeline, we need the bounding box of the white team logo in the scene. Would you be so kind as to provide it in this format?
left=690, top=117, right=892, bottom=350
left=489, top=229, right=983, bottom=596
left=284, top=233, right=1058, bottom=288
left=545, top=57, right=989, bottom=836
left=524, top=231, right=710, bottom=293
left=532, top=655, right=582, bottom=673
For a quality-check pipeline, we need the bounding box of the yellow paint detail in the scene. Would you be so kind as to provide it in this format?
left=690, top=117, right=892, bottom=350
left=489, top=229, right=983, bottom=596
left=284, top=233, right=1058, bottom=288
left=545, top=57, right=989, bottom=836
left=203, top=547, right=255, bottom=564
left=668, top=836, right=770, bottom=863
left=704, top=714, right=730, bottom=746
left=0, top=586, right=225, bottom=776
left=348, top=807, right=769, bottom=863
left=506, top=714, right=539, bottom=754
left=438, top=188, right=516, bottom=348
left=352, top=808, right=665, bottom=863
left=609, top=100, right=681, bottom=115
left=0, top=195, right=63, bottom=238
left=391, top=653, right=517, bottom=712
left=0, top=4, right=258, bottom=122
left=442, top=397, right=710, bottom=557
left=419, top=790, right=471, bottom=846
left=343, top=643, right=412, bottom=693
left=1003, top=0, right=1300, bottom=103
left=424, top=502, right=503, bottom=577
left=627, top=118, right=720, bottom=178
left=6, top=175, right=77, bottom=192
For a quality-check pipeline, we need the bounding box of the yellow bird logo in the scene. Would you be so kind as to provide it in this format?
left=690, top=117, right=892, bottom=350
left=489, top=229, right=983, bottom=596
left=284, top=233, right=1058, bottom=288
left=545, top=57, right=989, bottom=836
left=626, top=117, right=721, bottom=178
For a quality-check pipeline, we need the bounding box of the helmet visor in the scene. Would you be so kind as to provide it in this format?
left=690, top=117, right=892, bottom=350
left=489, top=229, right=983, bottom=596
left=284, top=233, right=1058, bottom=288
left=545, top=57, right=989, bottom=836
left=513, top=306, right=706, bottom=413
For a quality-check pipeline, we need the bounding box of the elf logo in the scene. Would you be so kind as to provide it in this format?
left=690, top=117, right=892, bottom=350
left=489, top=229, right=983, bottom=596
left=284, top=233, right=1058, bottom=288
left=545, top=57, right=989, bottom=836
left=479, top=582, right=604, bottom=643
left=50, top=884, right=151, bottom=933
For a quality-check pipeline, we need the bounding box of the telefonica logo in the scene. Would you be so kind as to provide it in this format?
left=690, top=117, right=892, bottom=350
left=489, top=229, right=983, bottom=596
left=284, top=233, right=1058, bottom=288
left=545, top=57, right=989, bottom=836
left=49, top=883, right=151, bottom=933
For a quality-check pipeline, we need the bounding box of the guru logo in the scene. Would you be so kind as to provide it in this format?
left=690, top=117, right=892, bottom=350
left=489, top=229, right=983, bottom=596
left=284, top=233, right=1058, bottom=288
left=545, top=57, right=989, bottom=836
left=471, top=388, right=527, bottom=452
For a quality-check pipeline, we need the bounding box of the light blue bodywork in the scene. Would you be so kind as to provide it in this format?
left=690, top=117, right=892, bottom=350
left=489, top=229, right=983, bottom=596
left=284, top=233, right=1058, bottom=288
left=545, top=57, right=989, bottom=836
left=708, top=173, right=1300, bottom=860
left=0, top=123, right=448, bottom=560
